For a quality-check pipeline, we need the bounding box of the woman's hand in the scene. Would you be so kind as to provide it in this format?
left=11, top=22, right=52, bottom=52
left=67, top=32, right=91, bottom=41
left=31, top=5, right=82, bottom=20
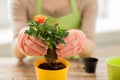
left=56, top=29, right=86, bottom=58
left=18, top=27, right=48, bottom=56
left=18, top=28, right=86, bottom=58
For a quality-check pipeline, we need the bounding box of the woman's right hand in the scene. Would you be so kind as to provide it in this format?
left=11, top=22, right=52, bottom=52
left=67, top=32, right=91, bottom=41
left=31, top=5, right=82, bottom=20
left=18, top=27, right=48, bottom=56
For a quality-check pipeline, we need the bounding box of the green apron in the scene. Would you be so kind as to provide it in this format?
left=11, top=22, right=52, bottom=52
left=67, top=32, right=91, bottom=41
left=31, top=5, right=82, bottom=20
left=36, top=0, right=81, bottom=30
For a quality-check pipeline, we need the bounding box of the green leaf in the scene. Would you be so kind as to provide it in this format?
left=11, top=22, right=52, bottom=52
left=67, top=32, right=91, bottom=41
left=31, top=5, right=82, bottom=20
left=25, top=18, right=69, bottom=49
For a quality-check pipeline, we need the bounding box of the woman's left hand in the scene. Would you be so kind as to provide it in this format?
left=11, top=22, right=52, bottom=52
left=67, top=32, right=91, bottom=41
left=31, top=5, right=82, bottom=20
left=56, top=29, right=86, bottom=58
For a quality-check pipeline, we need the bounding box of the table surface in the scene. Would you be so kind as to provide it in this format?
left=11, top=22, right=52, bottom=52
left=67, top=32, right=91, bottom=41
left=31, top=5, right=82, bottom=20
left=0, top=57, right=108, bottom=80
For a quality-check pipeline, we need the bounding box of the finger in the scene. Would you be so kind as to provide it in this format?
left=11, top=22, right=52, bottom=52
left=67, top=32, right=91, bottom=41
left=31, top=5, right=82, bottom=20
left=25, top=37, right=47, bottom=54
left=29, top=36, right=48, bottom=49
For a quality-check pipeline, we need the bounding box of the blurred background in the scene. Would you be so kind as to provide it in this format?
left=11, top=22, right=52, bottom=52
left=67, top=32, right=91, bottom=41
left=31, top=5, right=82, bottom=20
left=0, top=0, right=120, bottom=57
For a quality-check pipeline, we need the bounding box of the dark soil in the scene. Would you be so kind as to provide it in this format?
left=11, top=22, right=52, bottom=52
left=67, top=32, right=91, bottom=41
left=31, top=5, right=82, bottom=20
left=38, top=62, right=66, bottom=70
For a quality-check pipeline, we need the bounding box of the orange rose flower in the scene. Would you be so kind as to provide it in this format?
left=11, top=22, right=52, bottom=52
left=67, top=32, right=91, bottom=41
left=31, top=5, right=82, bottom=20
left=34, top=15, right=47, bottom=23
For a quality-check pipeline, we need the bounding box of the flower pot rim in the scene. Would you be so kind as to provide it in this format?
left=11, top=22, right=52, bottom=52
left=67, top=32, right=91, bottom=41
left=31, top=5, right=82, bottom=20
left=34, top=58, right=70, bottom=71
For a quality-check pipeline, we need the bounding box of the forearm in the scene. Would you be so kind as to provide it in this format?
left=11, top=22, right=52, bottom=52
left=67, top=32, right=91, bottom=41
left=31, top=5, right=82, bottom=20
left=79, top=39, right=95, bottom=58
left=11, top=38, right=26, bottom=61
left=8, top=0, right=28, bottom=38
left=79, top=0, right=97, bottom=58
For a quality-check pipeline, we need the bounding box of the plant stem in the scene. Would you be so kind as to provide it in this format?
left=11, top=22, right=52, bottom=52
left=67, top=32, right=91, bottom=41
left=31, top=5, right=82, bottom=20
left=45, top=48, right=58, bottom=63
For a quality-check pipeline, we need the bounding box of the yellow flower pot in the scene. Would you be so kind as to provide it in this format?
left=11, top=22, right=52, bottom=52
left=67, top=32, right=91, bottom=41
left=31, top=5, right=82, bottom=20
left=34, top=58, right=70, bottom=80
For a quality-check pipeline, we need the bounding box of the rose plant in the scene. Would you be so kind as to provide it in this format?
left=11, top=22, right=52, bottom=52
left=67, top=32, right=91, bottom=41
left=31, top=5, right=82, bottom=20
left=25, top=15, right=69, bottom=64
